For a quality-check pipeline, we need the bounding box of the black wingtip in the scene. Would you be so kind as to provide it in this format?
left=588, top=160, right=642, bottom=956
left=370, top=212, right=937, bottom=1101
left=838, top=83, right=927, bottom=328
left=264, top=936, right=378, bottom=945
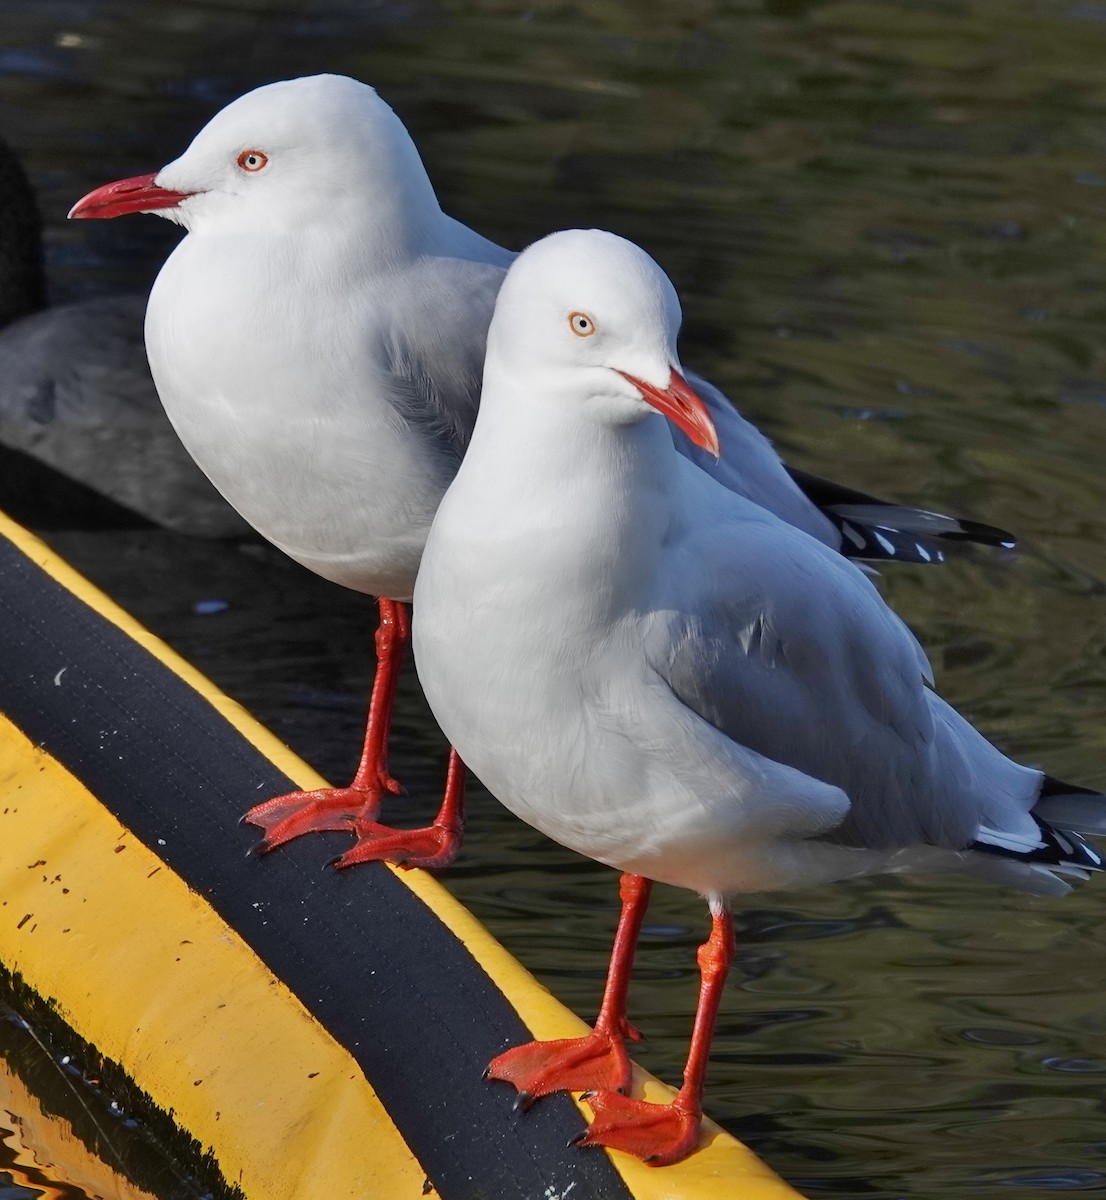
left=834, top=514, right=1016, bottom=564
left=1039, top=774, right=1102, bottom=799
left=836, top=520, right=947, bottom=566
left=1051, top=828, right=1105, bottom=872
left=787, top=466, right=1018, bottom=560
left=972, top=815, right=1105, bottom=874
left=931, top=517, right=1017, bottom=549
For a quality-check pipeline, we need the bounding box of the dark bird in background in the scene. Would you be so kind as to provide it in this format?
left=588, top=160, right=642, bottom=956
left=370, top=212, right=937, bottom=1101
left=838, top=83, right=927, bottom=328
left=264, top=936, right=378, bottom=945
left=0, top=133, right=245, bottom=536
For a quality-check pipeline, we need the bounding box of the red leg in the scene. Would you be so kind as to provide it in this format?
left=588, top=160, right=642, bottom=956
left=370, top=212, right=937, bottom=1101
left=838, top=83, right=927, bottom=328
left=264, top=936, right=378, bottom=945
left=486, top=874, right=653, bottom=1109
left=242, top=598, right=409, bottom=850
left=331, top=747, right=465, bottom=871
left=577, top=900, right=735, bottom=1166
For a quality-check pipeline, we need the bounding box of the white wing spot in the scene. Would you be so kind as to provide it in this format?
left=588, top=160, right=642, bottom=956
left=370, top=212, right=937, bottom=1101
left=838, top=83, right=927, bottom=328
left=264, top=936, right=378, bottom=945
left=841, top=522, right=867, bottom=549
left=874, top=531, right=896, bottom=555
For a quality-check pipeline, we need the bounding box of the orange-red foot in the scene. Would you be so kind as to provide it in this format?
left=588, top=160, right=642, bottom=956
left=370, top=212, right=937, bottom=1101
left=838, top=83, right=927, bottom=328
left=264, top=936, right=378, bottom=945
left=329, top=820, right=462, bottom=871
left=243, top=780, right=397, bottom=852
left=486, top=1024, right=641, bottom=1111
left=576, top=1090, right=702, bottom=1166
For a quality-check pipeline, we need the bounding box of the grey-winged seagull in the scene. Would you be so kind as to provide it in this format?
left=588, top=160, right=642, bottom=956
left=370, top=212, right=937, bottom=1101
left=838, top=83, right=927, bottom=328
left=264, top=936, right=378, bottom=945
left=411, top=228, right=1103, bottom=1165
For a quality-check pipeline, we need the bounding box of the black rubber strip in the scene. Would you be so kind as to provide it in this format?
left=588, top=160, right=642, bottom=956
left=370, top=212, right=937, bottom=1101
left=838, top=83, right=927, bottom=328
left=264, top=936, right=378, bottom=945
left=0, top=532, right=632, bottom=1200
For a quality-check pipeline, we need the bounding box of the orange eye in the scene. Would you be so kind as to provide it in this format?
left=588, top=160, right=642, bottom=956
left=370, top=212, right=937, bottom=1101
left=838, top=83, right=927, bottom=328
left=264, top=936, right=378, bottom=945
left=568, top=311, right=596, bottom=337
left=237, top=150, right=268, bottom=172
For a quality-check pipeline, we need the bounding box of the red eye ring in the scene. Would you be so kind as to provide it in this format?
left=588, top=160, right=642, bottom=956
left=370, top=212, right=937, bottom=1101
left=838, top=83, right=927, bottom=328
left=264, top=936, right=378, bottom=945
left=237, top=150, right=268, bottom=172
left=569, top=311, right=596, bottom=337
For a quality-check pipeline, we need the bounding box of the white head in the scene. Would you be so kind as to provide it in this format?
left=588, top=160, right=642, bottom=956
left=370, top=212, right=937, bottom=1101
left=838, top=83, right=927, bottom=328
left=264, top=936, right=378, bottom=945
left=487, top=229, right=719, bottom=454
left=69, top=75, right=442, bottom=249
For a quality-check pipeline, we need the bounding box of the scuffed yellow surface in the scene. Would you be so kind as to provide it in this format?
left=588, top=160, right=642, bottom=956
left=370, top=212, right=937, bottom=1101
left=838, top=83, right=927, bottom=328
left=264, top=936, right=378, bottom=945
left=0, top=714, right=437, bottom=1200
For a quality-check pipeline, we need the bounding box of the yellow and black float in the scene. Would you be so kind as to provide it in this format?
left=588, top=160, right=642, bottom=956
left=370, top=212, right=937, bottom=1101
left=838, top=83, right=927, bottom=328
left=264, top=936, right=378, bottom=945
left=0, top=509, right=803, bottom=1199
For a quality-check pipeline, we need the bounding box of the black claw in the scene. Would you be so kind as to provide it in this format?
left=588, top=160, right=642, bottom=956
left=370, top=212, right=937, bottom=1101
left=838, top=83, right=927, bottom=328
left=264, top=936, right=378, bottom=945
left=513, top=1090, right=533, bottom=1114
left=579, top=1090, right=596, bottom=1100
left=645, top=1154, right=660, bottom=1165
left=568, top=1131, right=588, bottom=1148
left=325, top=855, right=343, bottom=870
left=247, top=839, right=269, bottom=858
left=481, top=1066, right=491, bottom=1081
left=615, top=1087, right=627, bottom=1096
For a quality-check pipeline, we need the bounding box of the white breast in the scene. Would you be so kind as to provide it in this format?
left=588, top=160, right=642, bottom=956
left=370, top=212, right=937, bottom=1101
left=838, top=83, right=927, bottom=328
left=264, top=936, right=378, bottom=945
left=412, top=416, right=855, bottom=897
left=145, top=234, right=455, bottom=599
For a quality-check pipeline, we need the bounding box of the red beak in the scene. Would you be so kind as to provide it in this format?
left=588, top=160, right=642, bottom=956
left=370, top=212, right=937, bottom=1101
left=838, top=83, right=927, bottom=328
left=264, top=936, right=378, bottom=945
left=617, top=367, right=720, bottom=458
left=68, top=173, right=194, bottom=220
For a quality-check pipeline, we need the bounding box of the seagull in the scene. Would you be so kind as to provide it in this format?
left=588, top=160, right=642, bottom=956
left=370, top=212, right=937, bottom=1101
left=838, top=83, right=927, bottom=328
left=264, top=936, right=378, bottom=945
left=411, top=228, right=1104, bottom=1166
left=0, top=133, right=244, bottom=536
left=69, top=74, right=1014, bottom=871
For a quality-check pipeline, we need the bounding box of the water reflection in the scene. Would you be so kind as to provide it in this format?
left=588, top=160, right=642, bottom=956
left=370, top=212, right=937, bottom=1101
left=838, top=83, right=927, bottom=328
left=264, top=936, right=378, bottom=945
left=4, top=0, right=1106, bottom=1196
left=0, top=1000, right=218, bottom=1199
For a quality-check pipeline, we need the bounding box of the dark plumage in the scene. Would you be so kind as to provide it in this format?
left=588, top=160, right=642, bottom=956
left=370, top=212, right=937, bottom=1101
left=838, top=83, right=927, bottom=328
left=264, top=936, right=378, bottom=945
left=0, top=135, right=246, bottom=536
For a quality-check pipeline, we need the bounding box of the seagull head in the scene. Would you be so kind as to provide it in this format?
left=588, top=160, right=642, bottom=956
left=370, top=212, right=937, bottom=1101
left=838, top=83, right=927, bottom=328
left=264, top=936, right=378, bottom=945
left=68, top=74, right=440, bottom=242
left=487, top=229, right=719, bottom=456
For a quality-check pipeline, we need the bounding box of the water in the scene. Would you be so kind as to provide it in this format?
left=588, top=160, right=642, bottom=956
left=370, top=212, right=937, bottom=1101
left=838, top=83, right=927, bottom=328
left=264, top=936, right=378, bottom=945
left=4, top=1, right=1106, bottom=1195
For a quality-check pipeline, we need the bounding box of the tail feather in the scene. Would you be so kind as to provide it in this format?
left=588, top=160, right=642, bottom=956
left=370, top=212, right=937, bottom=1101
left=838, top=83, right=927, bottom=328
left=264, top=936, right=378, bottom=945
left=965, top=857, right=1082, bottom=897
left=1033, top=775, right=1106, bottom=835
left=972, top=814, right=1104, bottom=873
left=787, top=467, right=1016, bottom=565
left=970, top=775, right=1106, bottom=891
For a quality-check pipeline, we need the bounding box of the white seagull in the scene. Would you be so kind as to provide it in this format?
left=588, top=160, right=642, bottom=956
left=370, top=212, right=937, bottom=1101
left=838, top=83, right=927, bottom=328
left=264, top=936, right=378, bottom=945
left=411, top=228, right=1104, bottom=1166
left=69, top=74, right=1013, bottom=871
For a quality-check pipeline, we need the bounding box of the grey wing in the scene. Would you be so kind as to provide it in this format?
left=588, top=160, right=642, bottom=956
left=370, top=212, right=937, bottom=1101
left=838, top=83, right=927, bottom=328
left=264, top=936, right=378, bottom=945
left=678, top=371, right=1016, bottom=563
left=674, top=370, right=840, bottom=549
left=377, top=253, right=509, bottom=462
left=646, top=488, right=1039, bottom=854
left=0, top=295, right=157, bottom=428
left=0, top=295, right=248, bottom=536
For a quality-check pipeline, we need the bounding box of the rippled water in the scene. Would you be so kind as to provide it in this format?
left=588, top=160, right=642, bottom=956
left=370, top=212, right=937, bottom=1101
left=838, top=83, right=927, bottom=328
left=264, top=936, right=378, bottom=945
left=4, top=1, right=1106, bottom=1196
